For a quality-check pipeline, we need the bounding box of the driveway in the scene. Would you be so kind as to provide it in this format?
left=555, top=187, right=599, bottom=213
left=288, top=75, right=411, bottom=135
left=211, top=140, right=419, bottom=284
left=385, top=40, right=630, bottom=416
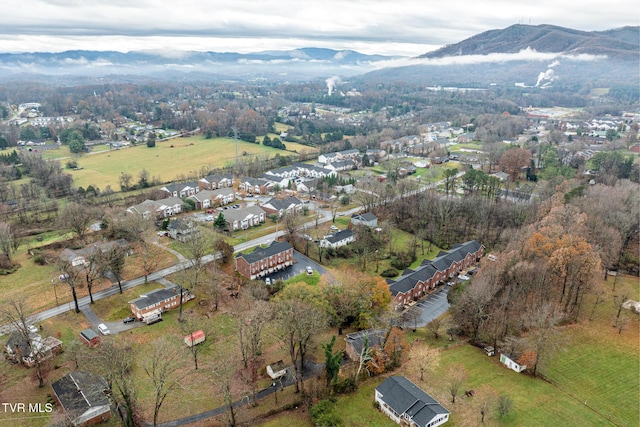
left=402, top=286, right=451, bottom=329
left=80, top=304, right=143, bottom=335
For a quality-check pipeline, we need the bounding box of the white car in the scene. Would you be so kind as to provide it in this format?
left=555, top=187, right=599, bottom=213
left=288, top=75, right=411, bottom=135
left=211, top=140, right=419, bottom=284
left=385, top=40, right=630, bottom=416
left=27, top=325, right=38, bottom=334
left=98, top=323, right=111, bottom=335
left=306, top=266, right=314, bottom=275
left=265, top=277, right=272, bottom=285
left=330, top=225, right=339, bottom=231
left=458, top=274, right=470, bottom=281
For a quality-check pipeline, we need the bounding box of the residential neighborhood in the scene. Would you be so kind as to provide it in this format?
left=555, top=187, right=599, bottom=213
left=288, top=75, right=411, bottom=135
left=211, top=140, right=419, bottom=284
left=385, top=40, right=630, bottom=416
left=0, top=26, right=638, bottom=427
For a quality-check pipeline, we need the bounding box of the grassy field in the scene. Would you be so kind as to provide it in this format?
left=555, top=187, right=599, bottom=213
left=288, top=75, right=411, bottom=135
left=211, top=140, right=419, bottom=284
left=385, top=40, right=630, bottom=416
left=49, top=135, right=318, bottom=190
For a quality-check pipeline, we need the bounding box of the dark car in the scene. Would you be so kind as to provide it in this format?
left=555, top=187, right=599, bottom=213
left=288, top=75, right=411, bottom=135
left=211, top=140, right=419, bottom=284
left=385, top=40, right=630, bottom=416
left=123, top=317, right=135, bottom=324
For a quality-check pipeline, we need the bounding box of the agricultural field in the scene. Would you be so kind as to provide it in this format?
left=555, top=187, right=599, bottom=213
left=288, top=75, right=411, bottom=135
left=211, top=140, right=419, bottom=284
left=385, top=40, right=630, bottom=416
left=48, top=135, right=317, bottom=190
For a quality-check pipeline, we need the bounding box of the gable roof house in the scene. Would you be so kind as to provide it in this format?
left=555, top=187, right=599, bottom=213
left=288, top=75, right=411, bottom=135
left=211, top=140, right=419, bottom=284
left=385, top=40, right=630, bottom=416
left=375, top=376, right=450, bottom=427
left=351, top=212, right=378, bottom=228
left=160, top=182, right=199, bottom=199
left=387, top=241, right=484, bottom=310
left=238, top=177, right=274, bottom=194
left=293, top=162, right=336, bottom=178
left=325, top=159, right=356, bottom=172
left=51, top=371, right=111, bottom=427
left=128, top=285, right=194, bottom=322
left=222, top=205, right=267, bottom=231
left=261, top=196, right=303, bottom=218
left=318, top=148, right=360, bottom=165
left=320, top=229, right=355, bottom=248
left=5, top=332, right=63, bottom=367
left=235, top=241, right=294, bottom=280
left=127, top=197, right=183, bottom=219
left=189, top=190, right=215, bottom=210
left=167, top=218, right=198, bottom=242
left=344, top=329, right=386, bottom=362
left=59, top=239, right=132, bottom=269
left=198, top=173, right=233, bottom=191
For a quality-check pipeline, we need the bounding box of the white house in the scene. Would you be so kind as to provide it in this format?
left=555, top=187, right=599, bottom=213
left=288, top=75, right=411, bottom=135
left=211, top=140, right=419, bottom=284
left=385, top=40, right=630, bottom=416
left=375, top=376, right=450, bottom=427
left=500, top=353, right=527, bottom=373
left=320, top=229, right=355, bottom=248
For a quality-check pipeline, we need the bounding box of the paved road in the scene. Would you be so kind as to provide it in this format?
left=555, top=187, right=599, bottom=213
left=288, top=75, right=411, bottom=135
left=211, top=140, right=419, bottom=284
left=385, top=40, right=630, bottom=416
left=151, top=361, right=324, bottom=427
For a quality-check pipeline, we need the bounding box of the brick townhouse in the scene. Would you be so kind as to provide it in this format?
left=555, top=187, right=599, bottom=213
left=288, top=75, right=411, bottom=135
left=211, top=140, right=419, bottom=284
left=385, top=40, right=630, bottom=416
left=235, top=241, right=294, bottom=280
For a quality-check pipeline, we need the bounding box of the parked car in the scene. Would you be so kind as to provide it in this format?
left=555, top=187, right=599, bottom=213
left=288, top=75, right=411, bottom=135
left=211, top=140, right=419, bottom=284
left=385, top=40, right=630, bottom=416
left=205, top=215, right=214, bottom=221
left=330, top=225, right=339, bottom=231
left=458, top=274, right=470, bottom=281
left=27, top=325, right=38, bottom=334
left=123, top=317, right=135, bottom=324
left=265, top=277, right=272, bottom=285
left=98, top=323, right=111, bottom=335
left=306, top=266, right=314, bottom=275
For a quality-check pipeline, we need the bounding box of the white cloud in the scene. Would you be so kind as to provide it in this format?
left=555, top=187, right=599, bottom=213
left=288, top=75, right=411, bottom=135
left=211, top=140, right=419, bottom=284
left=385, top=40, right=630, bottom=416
left=1, top=1, right=637, bottom=55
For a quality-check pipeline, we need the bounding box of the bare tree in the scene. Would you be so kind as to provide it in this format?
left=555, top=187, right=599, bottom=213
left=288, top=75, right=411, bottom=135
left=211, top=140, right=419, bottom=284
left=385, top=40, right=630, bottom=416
left=142, top=338, right=182, bottom=427
left=272, top=299, right=327, bottom=394
left=102, top=246, right=127, bottom=293
left=89, top=339, right=138, bottom=427
left=0, top=221, right=18, bottom=261
left=58, top=202, right=97, bottom=240
left=182, top=227, right=213, bottom=289
left=234, top=299, right=272, bottom=405
left=180, top=318, right=210, bottom=370
left=410, top=342, right=440, bottom=382
left=447, top=364, right=467, bottom=404
left=1, top=299, right=48, bottom=387
left=524, top=303, right=563, bottom=377
left=58, top=259, right=83, bottom=313
left=210, top=348, right=243, bottom=427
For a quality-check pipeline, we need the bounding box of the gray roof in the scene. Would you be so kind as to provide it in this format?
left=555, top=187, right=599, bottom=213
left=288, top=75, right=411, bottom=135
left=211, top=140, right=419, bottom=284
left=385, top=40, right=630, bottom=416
left=345, top=329, right=385, bottom=355
left=388, top=240, right=483, bottom=296
left=324, top=229, right=354, bottom=244
left=263, top=196, right=302, bottom=211
left=376, top=376, right=449, bottom=426
left=222, top=205, right=266, bottom=223
left=352, top=212, right=377, bottom=222
left=129, top=286, right=179, bottom=310
left=51, top=371, right=110, bottom=416
left=236, top=241, right=292, bottom=264
left=80, top=329, right=99, bottom=341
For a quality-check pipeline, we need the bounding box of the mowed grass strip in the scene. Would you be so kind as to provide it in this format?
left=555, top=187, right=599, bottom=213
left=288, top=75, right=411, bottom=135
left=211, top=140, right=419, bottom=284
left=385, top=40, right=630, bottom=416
left=63, top=135, right=318, bottom=190
left=543, top=275, right=639, bottom=427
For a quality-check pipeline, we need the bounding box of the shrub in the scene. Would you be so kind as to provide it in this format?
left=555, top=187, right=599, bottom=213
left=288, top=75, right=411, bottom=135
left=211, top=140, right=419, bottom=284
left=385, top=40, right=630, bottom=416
left=310, top=398, right=343, bottom=427
left=498, top=394, right=513, bottom=417
left=380, top=268, right=399, bottom=278
left=333, top=377, right=357, bottom=394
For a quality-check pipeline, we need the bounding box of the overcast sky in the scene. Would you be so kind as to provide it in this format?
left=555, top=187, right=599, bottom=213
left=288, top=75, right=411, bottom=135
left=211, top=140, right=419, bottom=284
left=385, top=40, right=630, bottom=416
left=2, top=0, right=638, bottom=56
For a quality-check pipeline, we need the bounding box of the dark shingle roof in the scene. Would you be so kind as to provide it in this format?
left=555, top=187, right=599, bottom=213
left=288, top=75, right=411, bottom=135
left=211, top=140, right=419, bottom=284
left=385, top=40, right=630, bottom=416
left=129, top=286, right=179, bottom=310
left=236, top=241, right=292, bottom=264
left=388, top=240, right=483, bottom=294
left=376, top=376, right=449, bottom=426
left=51, top=371, right=110, bottom=415
left=345, top=329, right=385, bottom=355
left=324, top=229, right=354, bottom=244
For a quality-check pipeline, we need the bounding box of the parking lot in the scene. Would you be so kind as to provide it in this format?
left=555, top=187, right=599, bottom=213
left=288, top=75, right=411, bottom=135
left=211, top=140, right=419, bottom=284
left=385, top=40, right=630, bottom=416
left=264, top=250, right=330, bottom=283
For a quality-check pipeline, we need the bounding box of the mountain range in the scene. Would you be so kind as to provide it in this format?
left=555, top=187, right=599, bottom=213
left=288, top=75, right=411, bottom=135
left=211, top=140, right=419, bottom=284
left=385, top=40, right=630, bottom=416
left=421, top=24, right=639, bottom=60
left=0, top=24, right=637, bottom=86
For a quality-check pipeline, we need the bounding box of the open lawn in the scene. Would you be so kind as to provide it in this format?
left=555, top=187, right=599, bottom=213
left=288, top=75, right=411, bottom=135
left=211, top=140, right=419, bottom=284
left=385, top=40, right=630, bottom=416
left=56, top=135, right=318, bottom=190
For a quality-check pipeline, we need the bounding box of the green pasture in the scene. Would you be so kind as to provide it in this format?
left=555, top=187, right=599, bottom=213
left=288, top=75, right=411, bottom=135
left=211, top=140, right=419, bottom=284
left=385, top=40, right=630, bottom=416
left=55, top=135, right=317, bottom=190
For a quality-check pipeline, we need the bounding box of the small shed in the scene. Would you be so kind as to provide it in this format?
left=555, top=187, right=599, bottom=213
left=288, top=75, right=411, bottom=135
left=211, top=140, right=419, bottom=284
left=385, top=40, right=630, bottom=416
left=184, top=330, right=206, bottom=347
left=80, top=329, right=100, bottom=348
left=500, top=352, right=526, bottom=373
left=267, top=360, right=287, bottom=380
